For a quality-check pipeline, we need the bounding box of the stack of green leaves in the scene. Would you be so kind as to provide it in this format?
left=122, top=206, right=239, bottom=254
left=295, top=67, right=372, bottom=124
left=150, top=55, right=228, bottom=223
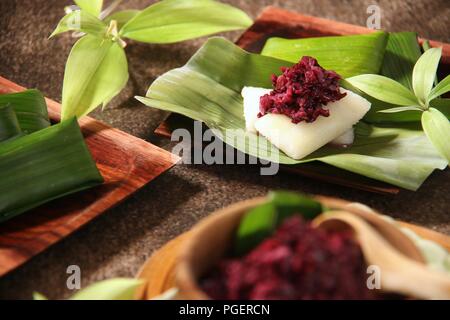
left=234, top=191, right=324, bottom=256
left=0, top=89, right=50, bottom=134
left=137, top=36, right=447, bottom=191
left=34, top=278, right=144, bottom=300
left=51, top=0, right=253, bottom=120
left=0, top=105, right=21, bottom=142
left=0, top=90, right=103, bottom=223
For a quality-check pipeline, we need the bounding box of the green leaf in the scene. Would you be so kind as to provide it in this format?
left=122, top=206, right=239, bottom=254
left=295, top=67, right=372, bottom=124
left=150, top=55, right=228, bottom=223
left=0, top=89, right=50, bottom=134
left=421, top=108, right=450, bottom=162
left=120, top=0, right=252, bottom=44
left=430, top=98, right=450, bottom=119
left=137, top=38, right=446, bottom=191
left=422, top=40, right=439, bottom=88
left=61, top=35, right=128, bottom=120
left=412, top=47, right=442, bottom=105
left=360, top=32, right=423, bottom=123
left=50, top=10, right=108, bottom=38
left=235, top=192, right=323, bottom=255
left=429, top=75, right=450, bottom=102
left=74, top=0, right=103, bottom=17
left=378, top=106, right=423, bottom=113
left=234, top=202, right=277, bottom=256
left=0, top=118, right=103, bottom=223
left=381, top=32, right=422, bottom=90
left=268, top=191, right=323, bottom=222
left=346, top=74, right=419, bottom=106
left=359, top=97, right=450, bottom=123
left=104, top=9, right=139, bottom=30
left=261, top=31, right=388, bottom=78
left=33, top=292, right=48, bottom=300
left=0, top=105, right=22, bottom=142
left=70, top=278, right=143, bottom=300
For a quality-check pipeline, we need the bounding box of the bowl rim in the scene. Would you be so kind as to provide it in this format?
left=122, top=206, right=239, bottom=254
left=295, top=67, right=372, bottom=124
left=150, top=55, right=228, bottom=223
left=175, top=195, right=359, bottom=299
left=176, top=197, right=267, bottom=299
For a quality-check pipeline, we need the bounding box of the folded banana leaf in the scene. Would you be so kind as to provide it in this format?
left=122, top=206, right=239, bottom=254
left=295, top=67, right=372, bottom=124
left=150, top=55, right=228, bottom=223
left=0, top=117, right=103, bottom=223
left=260, top=31, right=388, bottom=78
left=0, top=89, right=50, bottom=134
left=0, top=105, right=22, bottom=142
left=137, top=37, right=447, bottom=191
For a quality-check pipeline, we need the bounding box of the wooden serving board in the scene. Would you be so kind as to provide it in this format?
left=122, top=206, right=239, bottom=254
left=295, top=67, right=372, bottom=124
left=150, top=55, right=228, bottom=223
left=0, top=76, right=180, bottom=277
left=154, top=6, right=450, bottom=195
left=135, top=198, right=450, bottom=300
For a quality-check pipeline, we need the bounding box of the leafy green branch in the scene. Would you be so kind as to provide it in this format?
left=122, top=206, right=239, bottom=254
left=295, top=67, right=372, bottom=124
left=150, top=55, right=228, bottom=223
left=33, top=277, right=179, bottom=300
left=52, top=0, right=253, bottom=120
left=34, top=278, right=144, bottom=300
left=347, top=47, right=450, bottom=163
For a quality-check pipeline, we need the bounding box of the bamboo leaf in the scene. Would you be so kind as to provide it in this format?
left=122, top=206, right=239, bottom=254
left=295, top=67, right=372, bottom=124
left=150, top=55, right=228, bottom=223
left=50, top=10, right=108, bottom=38
left=70, top=278, right=143, bottom=300
left=0, top=118, right=103, bottom=223
left=120, top=0, right=252, bottom=44
left=104, top=9, right=139, bottom=30
left=378, top=106, right=423, bottom=113
left=32, top=292, right=48, bottom=300
left=268, top=191, right=323, bottom=222
left=261, top=31, right=388, bottom=78
left=412, top=47, right=442, bottom=105
left=381, top=32, right=421, bottom=90
left=360, top=32, right=423, bottom=123
left=421, top=108, right=450, bottom=162
left=74, top=0, right=103, bottom=17
left=430, top=98, right=450, bottom=119
left=0, top=105, right=21, bottom=142
left=0, top=89, right=50, bottom=134
left=234, top=202, right=277, bottom=256
left=422, top=40, right=439, bottom=87
left=429, top=75, right=450, bottom=102
left=358, top=96, right=450, bottom=123
left=61, top=35, right=128, bottom=120
left=235, top=192, right=335, bottom=255
left=137, top=38, right=446, bottom=191
left=346, top=74, right=419, bottom=106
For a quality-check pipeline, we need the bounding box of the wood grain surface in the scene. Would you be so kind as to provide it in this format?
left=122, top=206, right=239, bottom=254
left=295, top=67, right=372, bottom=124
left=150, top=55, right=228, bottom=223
left=154, top=7, right=450, bottom=195
left=0, top=76, right=180, bottom=277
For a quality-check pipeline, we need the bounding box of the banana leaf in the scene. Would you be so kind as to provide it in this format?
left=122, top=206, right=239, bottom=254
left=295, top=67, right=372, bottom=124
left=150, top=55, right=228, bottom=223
left=0, top=105, right=22, bottom=142
left=137, top=37, right=447, bottom=191
left=0, top=117, right=103, bottom=223
left=0, top=89, right=50, bottom=134
left=260, top=31, right=388, bottom=78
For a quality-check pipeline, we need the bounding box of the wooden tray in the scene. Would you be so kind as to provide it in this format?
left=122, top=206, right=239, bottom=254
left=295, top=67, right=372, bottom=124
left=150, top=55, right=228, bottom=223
left=136, top=198, right=450, bottom=300
left=0, top=76, right=180, bottom=277
left=154, top=6, right=450, bottom=195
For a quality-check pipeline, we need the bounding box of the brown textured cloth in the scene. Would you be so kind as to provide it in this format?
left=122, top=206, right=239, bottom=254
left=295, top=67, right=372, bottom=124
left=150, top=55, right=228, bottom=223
left=0, top=0, right=449, bottom=299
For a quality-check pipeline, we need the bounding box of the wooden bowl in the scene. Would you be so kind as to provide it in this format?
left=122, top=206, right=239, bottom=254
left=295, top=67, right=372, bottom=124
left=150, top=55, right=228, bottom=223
left=176, top=197, right=266, bottom=299
left=174, top=197, right=448, bottom=300
left=136, top=195, right=450, bottom=299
